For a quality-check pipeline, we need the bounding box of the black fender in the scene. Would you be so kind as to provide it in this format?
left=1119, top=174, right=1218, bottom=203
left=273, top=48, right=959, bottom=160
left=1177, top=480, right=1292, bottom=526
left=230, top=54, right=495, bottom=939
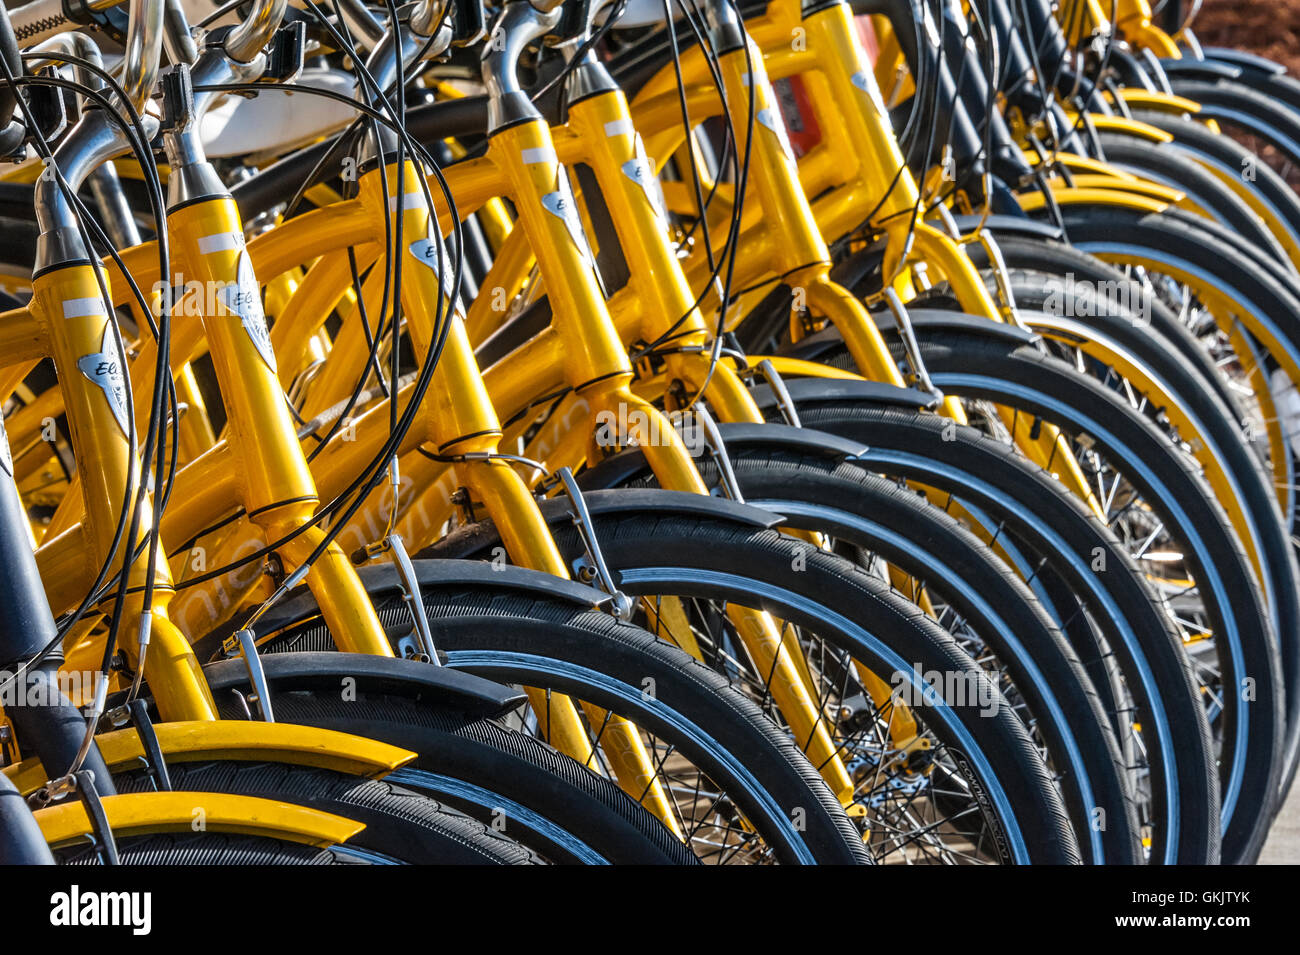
left=422, top=489, right=785, bottom=563
left=578, top=423, right=871, bottom=491
left=190, top=558, right=665, bottom=715
left=199, top=651, right=526, bottom=720
left=883, top=309, right=1038, bottom=345
left=1195, top=48, right=1285, bottom=77
left=756, top=376, right=934, bottom=414
left=948, top=214, right=1063, bottom=242
left=781, top=310, right=1033, bottom=366
left=1157, top=57, right=1243, bottom=82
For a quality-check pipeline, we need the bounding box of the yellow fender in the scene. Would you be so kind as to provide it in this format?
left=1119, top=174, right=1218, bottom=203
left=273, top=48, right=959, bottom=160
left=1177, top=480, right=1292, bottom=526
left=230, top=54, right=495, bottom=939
left=36, top=791, right=364, bottom=849
left=1085, top=115, right=1174, bottom=144
left=1017, top=184, right=1173, bottom=216
left=751, top=355, right=866, bottom=382
left=4, top=721, right=416, bottom=795
left=1051, top=173, right=1185, bottom=205
left=1112, top=89, right=1222, bottom=134
left=1114, top=89, right=1202, bottom=116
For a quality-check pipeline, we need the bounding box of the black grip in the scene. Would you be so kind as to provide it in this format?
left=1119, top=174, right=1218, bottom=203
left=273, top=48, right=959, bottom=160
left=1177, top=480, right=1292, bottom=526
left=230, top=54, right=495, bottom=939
left=0, top=6, right=19, bottom=120
left=452, top=0, right=487, bottom=46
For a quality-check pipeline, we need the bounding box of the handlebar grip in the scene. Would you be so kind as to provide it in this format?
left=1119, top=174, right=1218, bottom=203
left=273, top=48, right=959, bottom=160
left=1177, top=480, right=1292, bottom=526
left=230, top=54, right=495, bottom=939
left=7, top=0, right=74, bottom=46
left=0, top=5, right=21, bottom=128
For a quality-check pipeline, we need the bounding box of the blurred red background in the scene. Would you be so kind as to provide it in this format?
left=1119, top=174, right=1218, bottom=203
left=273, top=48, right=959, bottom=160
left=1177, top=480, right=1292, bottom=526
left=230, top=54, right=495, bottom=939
left=1196, top=0, right=1300, bottom=74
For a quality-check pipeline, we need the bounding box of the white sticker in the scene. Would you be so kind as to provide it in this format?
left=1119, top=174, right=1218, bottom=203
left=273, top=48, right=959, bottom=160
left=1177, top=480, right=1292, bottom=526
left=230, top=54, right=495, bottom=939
left=221, top=251, right=277, bottom=373
left=851, top=70, right=890, bottom=117
left=621, top=134, right=665, bottom=219
left=63, top=297, right=108, bottom=319
left=198, top=232, right=245, bottom=255
left=0, top=421, right=12, bottom=476
left=756, top=107, right=795, bottom=160
left=521, top=146, right=558, bottom=165
left=388, top=192, right=432, bottom=213
left=541, top=168, right=593, bottom=267
left=77, top=323, right=131, bottom=437
left=409, top=235, right=457, bottom=292
left=604, top=119, right=635, bottom=138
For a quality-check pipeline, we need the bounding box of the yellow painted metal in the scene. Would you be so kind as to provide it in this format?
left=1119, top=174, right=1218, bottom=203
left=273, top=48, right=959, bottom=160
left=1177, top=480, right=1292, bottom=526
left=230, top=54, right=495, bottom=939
left=5, top=721, right=416, bottom=795
left=172, top=362, right=217, bottom=462
left=1115, top=90, right=1204, bottom=116
left=1016, top=185, right=1172, bottom=216
left=169, top=197, right=394, bottom=659
left=1086, top=115, right=1175, bottom=143
left=36, top=791, right=363, bottom=849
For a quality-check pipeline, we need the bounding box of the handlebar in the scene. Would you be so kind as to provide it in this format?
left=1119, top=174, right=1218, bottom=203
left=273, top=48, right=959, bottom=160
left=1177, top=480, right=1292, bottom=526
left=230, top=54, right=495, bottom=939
left=224, top=0, right=287, bottom=62
left=120, top=0, right=164, bottom=110
left=0, top=5, right=22, bottom=129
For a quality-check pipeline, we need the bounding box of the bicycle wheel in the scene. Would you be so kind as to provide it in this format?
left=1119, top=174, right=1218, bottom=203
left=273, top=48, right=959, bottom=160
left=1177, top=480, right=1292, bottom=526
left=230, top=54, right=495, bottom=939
left=945, top=249, right=1300, bottom=802
left=1129, top=109, right=1300, bottom=267
left=788, top=318, right=1284, bottom=861
left=1166, top=76, right=1300, bottom=182
left=187, top=649, right=702, bottom=866
left=1091, top=131, right=1291, bottom=269
left=863, top=234, right=1300, bottom=803
left=418, top=507, right=1082, bottom=864
left=583, top=433, right=1143, bottom=863
left=736, top=383, right=1221, bottom=863
left=204, top=576, right=873, bottom=865
left=109, top=760, right=544, bottom=865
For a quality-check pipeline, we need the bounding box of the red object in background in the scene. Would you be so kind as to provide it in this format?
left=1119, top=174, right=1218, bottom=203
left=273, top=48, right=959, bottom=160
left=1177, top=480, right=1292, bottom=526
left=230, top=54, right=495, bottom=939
left=773, top=14, right=880, bottom=156
left=856, top=13, right=879, bottom=63
left=773, top=75, right=822, bottom=156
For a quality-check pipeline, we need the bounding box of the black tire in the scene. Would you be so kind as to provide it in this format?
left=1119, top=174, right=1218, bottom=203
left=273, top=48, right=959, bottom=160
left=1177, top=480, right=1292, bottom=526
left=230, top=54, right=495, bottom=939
left=205, top=681, right=699, bottom=865
left=849, top=232, right=1300, bottom=806
left=1130, top=109, right=1300, bottom=270
left=988, top=210, right=1300, bottom=807
left=871, top=324, right=1283, bottom=862
left=420, top=510, right=1082, bottom=864
left=1094, top=130, right=1290, bottom=267
left=1047, top=201, right=1300, bottom=376
left=974, top=261, right=1300, bottom=802
left=1166, top=76, right=1300, bottom=180
left=789, top=320, right=1284, bottom=861
left=740, top=385, right=1221, bottom=863
left=110, top=761, right=542, bottom=865
left=218, top=581, right=873, bottom=864
left=54, top=831, right=379, bottom=865
left=585, top=436, right=1143, bottom=863
left=953, top=234, right=1247, bottom=442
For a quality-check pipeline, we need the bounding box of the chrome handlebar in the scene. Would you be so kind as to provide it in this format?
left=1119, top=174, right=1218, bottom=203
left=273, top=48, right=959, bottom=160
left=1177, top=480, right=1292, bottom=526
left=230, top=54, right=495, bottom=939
left=120, top=0, right=164, bottom=110
left=223, top=0, right=287, bottom=62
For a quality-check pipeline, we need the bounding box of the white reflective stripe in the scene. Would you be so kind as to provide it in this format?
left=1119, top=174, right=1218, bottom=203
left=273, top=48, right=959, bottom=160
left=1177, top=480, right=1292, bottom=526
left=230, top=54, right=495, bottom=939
left=388, top=192, right=432, bottom=212
left=520, top=146, right=557, bottom=165
left=604, top=119, right=635, bottom=138
left=197, top=232, right=244, bottom=255
left=63, top=297, right=107, bottom=318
